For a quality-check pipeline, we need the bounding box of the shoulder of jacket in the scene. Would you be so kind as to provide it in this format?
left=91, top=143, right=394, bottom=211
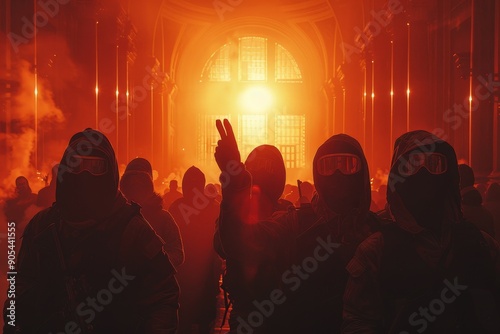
left=25, top=206, right=59, bottom=239
left=347, top=232, right=385, bottom=277
left=120, top=215, right=164, bottom=260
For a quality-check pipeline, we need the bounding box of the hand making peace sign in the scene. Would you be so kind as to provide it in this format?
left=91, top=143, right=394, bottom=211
left=214, top=119, right=241, bottom=172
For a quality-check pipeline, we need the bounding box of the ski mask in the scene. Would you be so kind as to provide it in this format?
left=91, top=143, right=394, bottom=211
left=56, top=129, right=119, bottom=221
left=313, top=134, right=370, bottom=215
left=388, top=131, right=461, bottom=232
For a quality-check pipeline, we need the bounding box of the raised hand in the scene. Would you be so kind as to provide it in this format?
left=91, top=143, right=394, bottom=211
left=215, top=119, right=241, bottom=172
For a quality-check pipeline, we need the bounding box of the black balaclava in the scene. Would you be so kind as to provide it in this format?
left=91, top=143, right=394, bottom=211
left=313, top=134, right=370, bottom=215
left=56, top=129, right=119, bottom=221
left=388, top=131, right=461, bottom=232
left=245, top=145, right=286, bottom=203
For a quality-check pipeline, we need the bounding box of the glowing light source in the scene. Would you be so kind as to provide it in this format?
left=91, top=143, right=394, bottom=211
left=406, top=89, right=410, bottom=95
left=390, top=91, right=394, bottom=96
left=239, top=86, right=273, bottom=113
left=95, top=86, right=99, bottom=94
left=469, top=96, right=473, bottom=102
left=116, top=89, right=119, bottom=97
left=34, top=88, right=38, bottom=96
left=371, top=93, right=375, bottom=99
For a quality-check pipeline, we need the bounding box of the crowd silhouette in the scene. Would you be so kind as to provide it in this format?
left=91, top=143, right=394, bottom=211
left=2, top=121, right=500, bottom=333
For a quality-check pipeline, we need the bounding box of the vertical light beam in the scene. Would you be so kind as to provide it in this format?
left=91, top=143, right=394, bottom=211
left=390, top=40, right=394, bottom=154
left=406, top=22, right=410, bottom=132
left=371, top=59, right=375, bottom=162
left=34, top=0, right=38, bottom=170
left=95, top=20, right=99, bottom=129
left=115, top=44, right=119, bottom=160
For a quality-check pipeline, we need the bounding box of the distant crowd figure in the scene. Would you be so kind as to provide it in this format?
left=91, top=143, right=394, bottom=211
left=120, top=157, right=184, bottom=268
left=168, top=166, right=222, bottom=334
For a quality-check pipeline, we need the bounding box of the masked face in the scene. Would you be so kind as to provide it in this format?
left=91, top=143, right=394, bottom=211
left=61, top=171, right=116, bottom=221
left=315, top=153, right=364, bottom=214
left=396, top=154, right=448, bottom=230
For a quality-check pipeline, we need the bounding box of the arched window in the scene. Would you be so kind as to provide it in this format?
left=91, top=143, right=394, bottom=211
left=202, top=43, right=231, bottom=82
left=201, top=37, right=302, bottom=83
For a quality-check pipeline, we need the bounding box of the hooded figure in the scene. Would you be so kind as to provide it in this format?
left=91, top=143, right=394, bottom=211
left=245, top=145, right=291, bottom=207
left=163, top=179, right=183, bottom=209
left=168, top=166, right=221, bottom=334
left=120, top=157, right=184, bottom=267
left=214, top=145, right=292, bottom=256
left=213, top=144, right=293, bottom=333
left=343, top=130, right=500, bottom=334
left=55, top=129, right=119, bottom=221
left=4, top=176, right=37, bottom=220
left=4, top=129, right=179, bottom=334
left=270, top=133, right=378, bottom=333
left=311, top=134, right=374, bottom=242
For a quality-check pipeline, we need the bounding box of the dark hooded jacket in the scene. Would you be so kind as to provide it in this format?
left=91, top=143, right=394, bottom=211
left=3, top=129, right=179, bottom=334
left=275, top=134, right=378, bottom=333
left=217, top=136, right=377, bottom=333
left=215, top=145, right=294, bottom=333
left=343, top=130, right=500, bottom=334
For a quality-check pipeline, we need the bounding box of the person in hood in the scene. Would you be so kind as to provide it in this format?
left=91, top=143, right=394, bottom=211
left=168, top=166, right=221, bottom=334
left=214, top=119, right=378, bottom=333
left=213, top=143, right=294, bottom=332
left=244, top=144, right=293, bottom=211
left=4, top=176, right=39, bottom=245
left=3, top=129, right=179, bottom=334
left=213, top=144, right=292, bottom=257
left=163, top=179, right=183, bottom=210
left=342, top=130, right=500, bottom=333
left=4, top=176, right=38, bottom=224
left=120, top=157, right=184, bottom=267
